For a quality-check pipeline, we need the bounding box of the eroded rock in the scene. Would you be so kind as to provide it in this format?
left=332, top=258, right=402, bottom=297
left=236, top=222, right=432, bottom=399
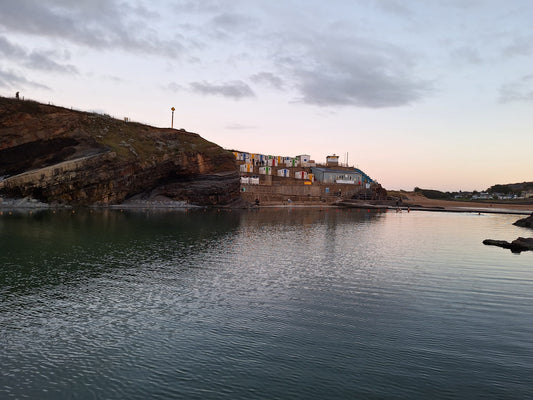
left=0, top=97, right=240, bottom=206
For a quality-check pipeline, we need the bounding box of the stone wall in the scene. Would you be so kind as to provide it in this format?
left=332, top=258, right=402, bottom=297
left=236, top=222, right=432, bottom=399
left=240, top=182, right=365, bottom=204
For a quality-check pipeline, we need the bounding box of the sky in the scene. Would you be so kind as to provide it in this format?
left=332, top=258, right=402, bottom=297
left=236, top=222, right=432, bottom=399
left=1, top=0, right=532, bottom=191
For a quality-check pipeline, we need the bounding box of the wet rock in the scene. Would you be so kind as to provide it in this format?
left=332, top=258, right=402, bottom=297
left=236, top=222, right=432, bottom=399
left=483, top=237, right=533, bottom=253
left=513, top=213, right=533, bottom=229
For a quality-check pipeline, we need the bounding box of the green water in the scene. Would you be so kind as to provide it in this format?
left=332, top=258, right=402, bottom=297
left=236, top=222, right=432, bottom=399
left=1, top=208, right=532, bottom=399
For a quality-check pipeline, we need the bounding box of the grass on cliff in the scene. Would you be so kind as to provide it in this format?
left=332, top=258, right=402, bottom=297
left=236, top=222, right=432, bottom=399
left=1, top=96, right=235, bottom=170
left=92, top=116, right=233, bottom=169
left=97, top=122, right=158, bottom=159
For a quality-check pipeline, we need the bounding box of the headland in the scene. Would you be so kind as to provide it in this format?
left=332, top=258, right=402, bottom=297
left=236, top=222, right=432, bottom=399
left=0, top=96, right=240, bottom=208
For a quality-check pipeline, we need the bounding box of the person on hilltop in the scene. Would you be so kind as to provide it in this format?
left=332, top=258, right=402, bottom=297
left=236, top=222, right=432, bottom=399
left=16, top=91, right=19, bottom=100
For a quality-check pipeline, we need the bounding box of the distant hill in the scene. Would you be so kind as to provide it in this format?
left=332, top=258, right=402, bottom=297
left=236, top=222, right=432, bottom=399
left=486, top=182, right=533, bottom=195
left=411, top=182, right=533, bottom=200
left=413, top=187, right=452, bottom=200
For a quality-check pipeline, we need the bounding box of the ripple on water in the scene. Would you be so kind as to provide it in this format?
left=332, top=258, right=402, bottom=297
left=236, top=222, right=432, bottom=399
left=1, top=209, right=533, bottom=399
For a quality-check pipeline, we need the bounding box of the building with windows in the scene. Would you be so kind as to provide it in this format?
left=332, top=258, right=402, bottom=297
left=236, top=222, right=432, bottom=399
left=326, top=155, right=339, bottom=167
left=297, top=154, right=311, bottom=166
left=311, top=167, right=373, bottom=186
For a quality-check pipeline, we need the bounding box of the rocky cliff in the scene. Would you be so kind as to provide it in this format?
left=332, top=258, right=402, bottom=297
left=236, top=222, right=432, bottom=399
left=0, top=97, right=240, bottom=206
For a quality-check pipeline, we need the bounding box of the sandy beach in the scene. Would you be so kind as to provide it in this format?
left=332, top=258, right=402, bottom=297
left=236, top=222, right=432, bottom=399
left=397, top=192, right=533, bottom=214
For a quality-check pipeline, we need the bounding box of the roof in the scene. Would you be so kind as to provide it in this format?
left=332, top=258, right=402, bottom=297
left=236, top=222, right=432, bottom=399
left=311, top=166, right=373, bottom=182
left=311, top=167, right=360, bottom=174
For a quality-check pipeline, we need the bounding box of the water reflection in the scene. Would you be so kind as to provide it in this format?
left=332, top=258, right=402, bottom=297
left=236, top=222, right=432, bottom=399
left=238, top=206, right=384, bottom=227
left=1, top=208, right=532, bottom=399
left=0, top=209, right=240, bottom=296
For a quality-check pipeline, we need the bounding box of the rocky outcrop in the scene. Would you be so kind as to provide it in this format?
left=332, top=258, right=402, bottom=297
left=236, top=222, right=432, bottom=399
left=483, top=237, right=533, bottom=253
left=0, top=97, right=240, bottom=206
left=513, top=213, right=533, bottom=229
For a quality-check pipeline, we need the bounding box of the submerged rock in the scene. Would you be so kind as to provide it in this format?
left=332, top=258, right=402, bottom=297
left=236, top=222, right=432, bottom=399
left=0, top=97, right=240, bottom=206
left=483, top=237, right=533, bottom=253
left=513, top=213, right=533, bottom=229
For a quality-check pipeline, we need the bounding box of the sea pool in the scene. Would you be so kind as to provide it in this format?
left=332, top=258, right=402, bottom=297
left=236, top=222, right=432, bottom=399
left=1, top=208, right=532, bottom=399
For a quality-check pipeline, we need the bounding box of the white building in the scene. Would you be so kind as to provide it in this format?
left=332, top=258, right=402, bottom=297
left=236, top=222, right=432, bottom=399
left=277, top=169, right=290, bottom=178
left=295, top=171, right=309, bottom=180
left=297, top=154, right=311, bottom=167
left=259, top=166, right=272, bottom=175
left=285, top=158, right=299, bottom=167
left=326, top=155, right=339, bottom=167
left=240, top=164, right=253, bottom=173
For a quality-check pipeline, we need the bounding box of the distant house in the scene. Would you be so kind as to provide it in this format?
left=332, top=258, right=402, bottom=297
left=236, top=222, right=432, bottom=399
left=297, top=154, right=311, bottom=167
left=472, top=192, right=491, bottom=200
left=294, top=171, right=309, bottom=180
left=326, top=155, right=339, bottom=167
left=522, top=190, right=533, bottom=199
left=267, top=158, right=278, bottom=167
left=259, top=166, right=271, bottom=175
left=285, top=158, right=299, bottom=167
left=240, top=164, right=253, bottom=173
left=277, top=169, right=290, bottom=178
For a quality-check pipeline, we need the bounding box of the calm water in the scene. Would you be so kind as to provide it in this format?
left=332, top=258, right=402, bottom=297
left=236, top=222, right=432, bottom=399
left=1, top=208, right=532, bottom=399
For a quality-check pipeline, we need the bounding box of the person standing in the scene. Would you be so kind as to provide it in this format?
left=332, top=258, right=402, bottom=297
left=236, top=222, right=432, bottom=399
left=16, top=92, right=19, bottom=99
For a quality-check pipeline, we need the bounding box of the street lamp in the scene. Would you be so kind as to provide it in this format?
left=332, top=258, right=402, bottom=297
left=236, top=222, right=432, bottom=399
left=171, top=107, right=175, bottom=129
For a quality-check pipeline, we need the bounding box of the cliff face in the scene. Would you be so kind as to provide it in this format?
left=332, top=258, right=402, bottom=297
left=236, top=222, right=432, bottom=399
left=0, top=97, right=240, bottom=206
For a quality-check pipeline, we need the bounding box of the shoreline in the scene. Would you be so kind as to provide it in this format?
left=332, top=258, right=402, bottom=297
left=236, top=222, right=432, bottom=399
left=263, top=203, right=532, bottom=215
left=1, top=196, right=532, bottom=216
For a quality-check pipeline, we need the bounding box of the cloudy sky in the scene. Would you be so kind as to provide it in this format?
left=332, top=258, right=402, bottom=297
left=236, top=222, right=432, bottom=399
left=1, top=0, right=532, bottom=191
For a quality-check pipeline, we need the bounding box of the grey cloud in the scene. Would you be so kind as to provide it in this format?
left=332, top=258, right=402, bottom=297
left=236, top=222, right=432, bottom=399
left=0, top=36, right=26, bottom=58
left=499, top=75, right=533, bottom=103
left=24, top=52, right=78, bottom=74
left=372, top=0, right=412, bottom=16
left=190, top=80, right=255, bottom=99
left=0, top=0, right=183, bottom=57
left=502, top=36, right=533, bottom=58
left=0, top=68, right=50, bottom=90
left=451, top=47, right=483, bottom=64
left=293, top=68, right=426, bottom=108
left=211, top=13, right=254, bottom=32
left=277, top=35, right=429, bottom=108
left=167, top=82, right=185, bottom=92
left=173, top=1, right=226, bottom=14
left=204, top=12, right=256, bottom=42
left=0, top=36, right=78, bottom=74
left=250, top=72, right=284, bottom=89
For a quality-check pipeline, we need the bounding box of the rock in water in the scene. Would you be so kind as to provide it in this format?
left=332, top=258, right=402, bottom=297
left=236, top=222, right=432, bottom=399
left=483, top=237, right=533, bottom=253
left=513, top=213, right=533, bottom=229
left=483, top=239, right=512, bottom=248
left=513, top=237, right=533, bottom=250
left=0, top=97, right=240, bottom=206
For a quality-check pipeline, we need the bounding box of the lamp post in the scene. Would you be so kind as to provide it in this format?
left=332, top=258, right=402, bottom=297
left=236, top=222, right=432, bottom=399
left=171, top=107, right=175, bottom=129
